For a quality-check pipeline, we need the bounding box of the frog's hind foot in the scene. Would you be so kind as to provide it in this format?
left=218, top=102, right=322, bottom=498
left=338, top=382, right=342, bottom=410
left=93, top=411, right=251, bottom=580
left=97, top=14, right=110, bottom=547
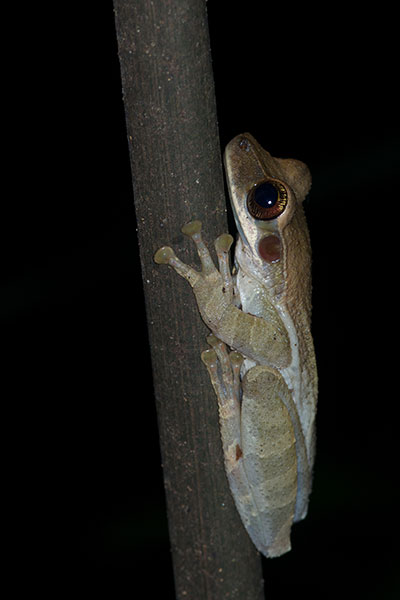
left=201, top=334, right=243, bottom=410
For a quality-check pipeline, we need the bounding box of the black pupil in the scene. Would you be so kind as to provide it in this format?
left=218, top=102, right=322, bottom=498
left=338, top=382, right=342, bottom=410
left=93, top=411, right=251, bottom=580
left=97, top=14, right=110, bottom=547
left=254, top=182, right=278, bottom=208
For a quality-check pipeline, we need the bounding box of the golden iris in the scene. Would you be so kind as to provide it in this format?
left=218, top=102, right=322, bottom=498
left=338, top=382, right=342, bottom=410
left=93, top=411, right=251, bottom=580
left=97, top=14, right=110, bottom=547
left=247, top=180, right=288, bottom=220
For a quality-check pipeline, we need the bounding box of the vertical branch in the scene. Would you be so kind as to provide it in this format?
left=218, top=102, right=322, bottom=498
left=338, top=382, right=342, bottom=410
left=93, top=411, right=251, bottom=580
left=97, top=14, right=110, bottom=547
left=113, top=1, right=264, bottom=598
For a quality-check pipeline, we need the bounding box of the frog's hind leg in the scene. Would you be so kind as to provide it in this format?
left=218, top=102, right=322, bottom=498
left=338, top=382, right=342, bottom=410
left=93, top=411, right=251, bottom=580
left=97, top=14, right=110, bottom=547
left=203, top=343, right=303, bottom=558
left=201, top=336, right=262, bottom=547
left=240, top=366, right=302, bottom=557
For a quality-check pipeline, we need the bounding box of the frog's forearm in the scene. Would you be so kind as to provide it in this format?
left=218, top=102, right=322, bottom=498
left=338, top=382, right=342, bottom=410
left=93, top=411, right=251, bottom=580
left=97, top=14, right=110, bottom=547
left=207, top=304, right=291, bottom=369
left=189, top=275, right=291, bottom=369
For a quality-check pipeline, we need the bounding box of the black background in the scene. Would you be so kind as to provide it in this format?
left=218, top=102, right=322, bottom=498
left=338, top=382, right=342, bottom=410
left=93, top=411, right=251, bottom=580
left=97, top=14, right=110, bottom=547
left=4, top=1, right=399, bottom=597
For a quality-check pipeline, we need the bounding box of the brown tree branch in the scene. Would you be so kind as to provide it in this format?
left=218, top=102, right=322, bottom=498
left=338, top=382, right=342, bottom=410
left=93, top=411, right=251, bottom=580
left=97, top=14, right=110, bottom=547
left=113, top=1, right=265, bottom=597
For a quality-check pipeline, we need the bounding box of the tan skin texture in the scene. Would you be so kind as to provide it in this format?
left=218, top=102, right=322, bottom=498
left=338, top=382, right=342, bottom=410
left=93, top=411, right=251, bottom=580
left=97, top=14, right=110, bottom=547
left=154, top=134, right=317, bottom=558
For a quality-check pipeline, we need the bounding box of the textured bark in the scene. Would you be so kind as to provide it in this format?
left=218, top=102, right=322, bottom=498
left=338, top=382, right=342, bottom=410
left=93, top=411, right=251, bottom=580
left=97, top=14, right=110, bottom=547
left=113, top=1, right=265, bottom=598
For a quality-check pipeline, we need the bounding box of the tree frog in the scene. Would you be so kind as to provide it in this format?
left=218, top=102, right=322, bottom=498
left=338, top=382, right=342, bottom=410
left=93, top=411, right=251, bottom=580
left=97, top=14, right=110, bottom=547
left=154, top=133, right=318, bottom=558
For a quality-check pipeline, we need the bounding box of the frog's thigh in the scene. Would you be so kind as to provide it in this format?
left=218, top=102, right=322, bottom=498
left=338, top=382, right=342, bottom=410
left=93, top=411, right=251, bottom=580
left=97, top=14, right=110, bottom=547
left=241, top=366, right=298, bottom=557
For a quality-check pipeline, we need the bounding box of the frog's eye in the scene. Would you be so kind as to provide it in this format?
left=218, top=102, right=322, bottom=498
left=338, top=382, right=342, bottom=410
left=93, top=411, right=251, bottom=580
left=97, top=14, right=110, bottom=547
left=247, top=180, right=288, bottom=220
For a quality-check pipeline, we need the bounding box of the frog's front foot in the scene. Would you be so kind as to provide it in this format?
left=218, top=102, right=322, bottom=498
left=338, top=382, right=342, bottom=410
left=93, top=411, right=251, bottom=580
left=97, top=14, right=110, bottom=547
left=154, top=220, right=234, bottom=299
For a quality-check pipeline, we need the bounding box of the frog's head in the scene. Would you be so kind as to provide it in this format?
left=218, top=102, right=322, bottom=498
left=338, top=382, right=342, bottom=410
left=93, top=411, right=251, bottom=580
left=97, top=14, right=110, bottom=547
left=224, top=133, right=312, bottom=300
